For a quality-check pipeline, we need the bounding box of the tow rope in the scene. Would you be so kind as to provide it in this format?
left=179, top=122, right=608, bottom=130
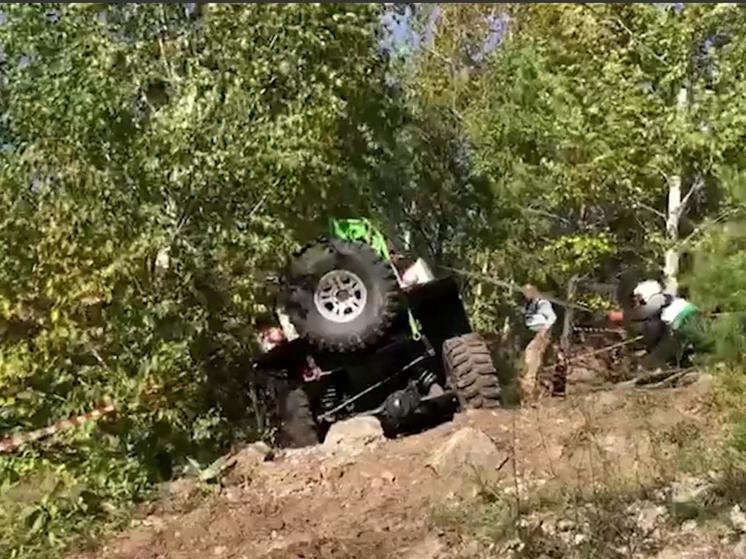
left=0, top=402, right=116, bottom=454
left=438, top=265, right=595, bottom=313
left=542, top=335, right=644, bottom=371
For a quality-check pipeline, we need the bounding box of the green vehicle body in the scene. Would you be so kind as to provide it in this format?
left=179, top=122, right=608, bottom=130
left=328, top=218, right=391, bottom=261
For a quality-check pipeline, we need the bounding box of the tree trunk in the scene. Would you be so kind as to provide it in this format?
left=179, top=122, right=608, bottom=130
left=560, top=275, right=579, bottom=352
left=474, top=254, right=488, bottom=302
left=664, top=174, right=681, bottom=295
left=664, top=86, right=689, bottom=295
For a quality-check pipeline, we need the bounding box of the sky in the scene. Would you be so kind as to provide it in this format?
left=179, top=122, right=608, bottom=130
left=380, top=4, right=505, bottom=64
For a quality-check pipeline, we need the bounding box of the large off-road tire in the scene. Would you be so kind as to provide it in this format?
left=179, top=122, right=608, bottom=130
left=285, top=238, right=400, bottom=351
left=443, top=333, right=502, bottom=409
left=278, top=388, right=320, bottom=448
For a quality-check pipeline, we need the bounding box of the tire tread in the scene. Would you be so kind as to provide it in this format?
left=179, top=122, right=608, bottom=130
left=443, top=334, right=502, bottom=409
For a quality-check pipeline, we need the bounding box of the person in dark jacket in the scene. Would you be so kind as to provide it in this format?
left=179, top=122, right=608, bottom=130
left=608, top=280, right=705, bottom=368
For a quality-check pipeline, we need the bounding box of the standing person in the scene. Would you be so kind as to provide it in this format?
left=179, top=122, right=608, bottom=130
left=519, top=284, right=557, bottom=404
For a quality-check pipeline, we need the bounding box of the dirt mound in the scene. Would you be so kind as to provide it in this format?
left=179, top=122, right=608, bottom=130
left=68, top=377, right=732, bottom=559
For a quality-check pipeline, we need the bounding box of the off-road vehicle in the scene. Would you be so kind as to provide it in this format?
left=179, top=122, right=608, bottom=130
left=254, top=218, right=502, bottom=447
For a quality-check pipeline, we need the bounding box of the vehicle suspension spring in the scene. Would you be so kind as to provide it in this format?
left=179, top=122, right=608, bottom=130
left=417, top=369, right=438, bottom=393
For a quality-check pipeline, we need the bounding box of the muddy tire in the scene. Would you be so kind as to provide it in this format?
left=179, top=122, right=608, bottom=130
left=443, top=333, right=502, bottom=409
left=285, top=239, right=399, bottom=351
left=279, top=388, right=319, bottom=448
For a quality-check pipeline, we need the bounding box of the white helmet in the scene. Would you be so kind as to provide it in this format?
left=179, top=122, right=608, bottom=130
left=633, top=280, right=663, bottom=303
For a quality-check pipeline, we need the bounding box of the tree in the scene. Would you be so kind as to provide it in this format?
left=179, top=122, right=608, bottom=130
left=0, top=4, right=402, bottom=556
left=407, top=3, right=746, bottom=329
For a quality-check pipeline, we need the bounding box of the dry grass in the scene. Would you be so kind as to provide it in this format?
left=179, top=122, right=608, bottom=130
left=431, top=373, right=746, bottom=558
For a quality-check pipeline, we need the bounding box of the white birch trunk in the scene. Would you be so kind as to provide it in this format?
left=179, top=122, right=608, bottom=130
left=664, top=175, right=681, bottom=296
left=664, top=87, right=689, bottom=296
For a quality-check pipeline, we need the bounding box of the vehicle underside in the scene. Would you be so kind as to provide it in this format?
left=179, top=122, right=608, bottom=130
left=253, top=218, right=503, bottom=447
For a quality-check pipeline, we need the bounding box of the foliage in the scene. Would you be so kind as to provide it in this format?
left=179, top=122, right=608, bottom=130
left=689, top=167, right=746, bottom=363
left=409, top=3, right=746, bottom=324
left=0, top=4, right=400, bottom=557
left=3, top=2, right=746, bottom=557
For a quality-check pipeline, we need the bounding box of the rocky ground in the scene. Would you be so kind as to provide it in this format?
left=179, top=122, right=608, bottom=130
left=68, top=373, right=746, bottom=559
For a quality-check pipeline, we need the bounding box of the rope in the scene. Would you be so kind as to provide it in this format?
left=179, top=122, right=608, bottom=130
left=542, top=335, right=644, bottom=371
left=442, top=264, right=746, bottom=320
left=438, top=265, right=595, bottom=312
left=0, top=402, right=116, bottom=454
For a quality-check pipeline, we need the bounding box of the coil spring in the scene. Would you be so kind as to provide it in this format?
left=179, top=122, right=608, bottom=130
left=417, top=369, right=438, bottom=393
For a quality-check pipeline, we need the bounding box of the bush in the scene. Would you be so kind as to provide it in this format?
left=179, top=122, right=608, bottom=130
left=0, top=4, right=395, bottom=557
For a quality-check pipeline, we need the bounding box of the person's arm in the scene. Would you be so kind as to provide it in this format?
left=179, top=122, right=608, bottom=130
left=607, top=310, right=625, bottom=324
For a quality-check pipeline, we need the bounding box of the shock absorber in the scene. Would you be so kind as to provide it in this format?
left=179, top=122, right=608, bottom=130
left=416, top=368, right=438, bottom=395
left=320, top=383, right=339, bottom=413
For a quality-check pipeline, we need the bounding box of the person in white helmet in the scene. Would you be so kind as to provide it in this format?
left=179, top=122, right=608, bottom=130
left=609, top=279, right=704, bottom=368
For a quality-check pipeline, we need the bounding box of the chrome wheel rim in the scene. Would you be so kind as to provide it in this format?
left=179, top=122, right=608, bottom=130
left=313, top=269, right=367, bottom=323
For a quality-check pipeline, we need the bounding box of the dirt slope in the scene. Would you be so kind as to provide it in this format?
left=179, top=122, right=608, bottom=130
left=69, top=377, right=735, bottom=559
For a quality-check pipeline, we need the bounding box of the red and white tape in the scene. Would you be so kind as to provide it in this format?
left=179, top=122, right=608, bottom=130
left=573, top=326, right=626, bottom=335
left=0, top=402, right=116, bottom=454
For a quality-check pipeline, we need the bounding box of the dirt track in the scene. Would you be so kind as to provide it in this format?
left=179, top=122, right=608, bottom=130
left=69, top=379, right=722, bottom=559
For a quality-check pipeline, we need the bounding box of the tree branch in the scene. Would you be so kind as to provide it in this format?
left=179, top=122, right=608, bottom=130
left=157, top=6, right=179, bottom=84
left=679, top=207, right=739, bottom=247
left=583, top=5, right=668, bottom=66
left=524, top=207, right=571, bottom=224
left=678, top=175, right=705, bottom=218
left=632, top=201, right=666, bottom=221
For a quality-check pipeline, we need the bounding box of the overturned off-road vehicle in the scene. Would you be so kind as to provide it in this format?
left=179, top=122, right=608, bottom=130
left=254, top=218, right=502, bottom=447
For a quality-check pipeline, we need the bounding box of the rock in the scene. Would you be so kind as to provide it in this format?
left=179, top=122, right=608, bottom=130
left=143, top=515, right=166, bottom=532
left=632, top=502, right=667, bottom=535
left=281, top=445, right=325, bottom=464
left=322, top=416, right=385, bottom=455
left=164, top=478, right=201, bottom=510
left=655, top=546, right=719, bottom=559
left=731, top=504, right=746, bottom=533
left=247, top=441, right=274, bottom=459
left=734, top=536, right=746, bottom=557
left=401, top=535, right=445, bottom=559
left=567, top=367, right=602, bottom=385
left=223, top=486, right=242, bottom=503
left=452, top=540, right=480, bottom=558
left=681, top=520, right=698, bottom=533
left=595, top=390, right=623, bottom=409
left=426, top=427, right=504, bottom=484
left=230, top=441, right=272, bottom=467
left=598, top=433, right=626, bottom=454
left=678, top=372, right=701, bottom=387
left=690, top=373, right=714, bottom=397
left=671, top=475, right=711, bottom=505
left=224, top=441, right=273, bottom=485
left=381, top=470, right=396, bottom=483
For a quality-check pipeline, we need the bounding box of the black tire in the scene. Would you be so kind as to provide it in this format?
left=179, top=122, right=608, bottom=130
left=443, top=333, right=502, bottom=409
left=278, top=387, right=320, bottom=448
left=285, top=238, right=400, bottom=351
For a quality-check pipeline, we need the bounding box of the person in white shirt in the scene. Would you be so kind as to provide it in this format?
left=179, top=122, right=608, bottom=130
left=519, top=284, right=557, bottom=404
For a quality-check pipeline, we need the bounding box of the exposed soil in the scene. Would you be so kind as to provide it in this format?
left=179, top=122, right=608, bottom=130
left=68, top=374, right=729, bottom=559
